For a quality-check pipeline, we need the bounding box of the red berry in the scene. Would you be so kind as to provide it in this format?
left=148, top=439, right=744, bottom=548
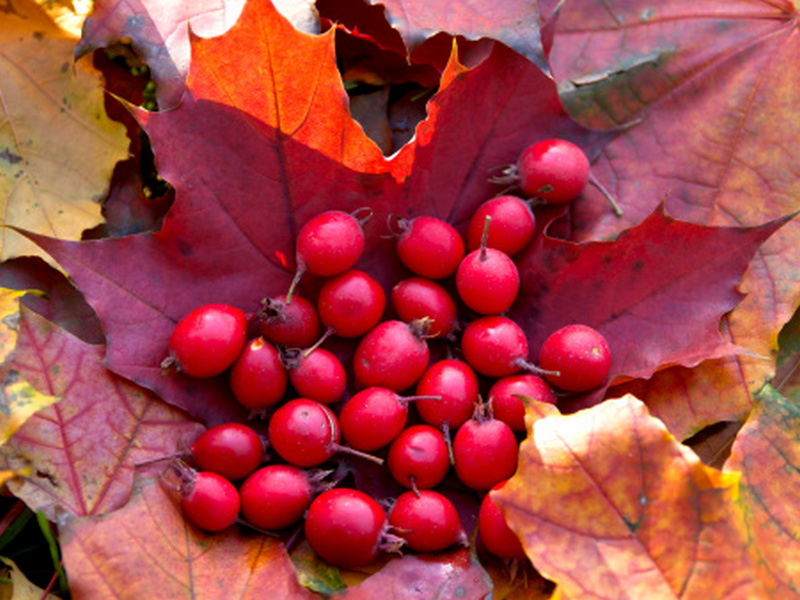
left=415, top=359, right=479, bottom=433
left=466, top=196, right=535, bottom=256
left=353, top=320, right=430, bottom=391
left=517, top=139, right=590, bottom=203
left=304, top=488, right=388, bottom=569
left=452, top=410, right=518, bottom=491
left=394, top=216, right=465, bottom=279
left=389, top=490, right=466, bottom=552
left=239, top=465, right=313, bottom=530
left=167, top=304, right=247, bottom=378
left=487, top=375, right=556, bottom=432
left=538, top=324, right=611, bottom=392
left=391, top=277, right=457, bottom=338
left=479, top=480, right=526, bottom=559
left=229, top=337, right=287, bottom=411
left=267, top=398, right=340, bottom=467
left=339, top=387, right=411, bottom=451
left=190, top=423, right=264, bottom=481
left=461, top=316, right=528, bottom=377
left=181, top=471, right=240, bottom=532
left=295, top=210, right=366, bottom=277
left=258, top=295, right=320, bottom=348
left=456, top=246, right=519, bottom=315
left=387, top=424, right=450, bottom=490
left=317, top=269, right=385, bottom=338
left=285, top=347, right=347, bottom=405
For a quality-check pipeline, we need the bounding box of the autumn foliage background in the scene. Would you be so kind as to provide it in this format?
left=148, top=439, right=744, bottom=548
left=1, top=0, right=800, bottom=598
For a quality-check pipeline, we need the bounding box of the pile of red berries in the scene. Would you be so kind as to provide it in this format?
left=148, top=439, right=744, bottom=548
left=162, top=139, right=612, bottom=568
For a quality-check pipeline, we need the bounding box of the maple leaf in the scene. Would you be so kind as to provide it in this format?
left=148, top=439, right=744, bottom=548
left=29, top=2, right=611, bottom=425
left=367, top=0, right=548, bottom=72
left=510, top=205, right=791, bottom=413
left=495, top=395, right=765, bottom=599
left=1, top=307, right=204, bottom=519
left=0, top=0, right=128, bottom=264
left=61, top=475, right=316, bottom=599
left=548, top=0, right=800, bottom=435
left=76, top=0, right=246, bottom=108
left=0, top=288, right=60, bottom=444
left=725, top=385, right=800, bottom=597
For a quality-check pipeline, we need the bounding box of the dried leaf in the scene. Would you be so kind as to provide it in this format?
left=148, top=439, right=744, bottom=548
left=2, top=307, right=203, bottom=518
left=61, top=476, right=315, bottom=600
left=0, top=0, right=128, bottom=262
left=726, top=385, right=800, bottom=597
left=495, top=395, right=764, bottom=599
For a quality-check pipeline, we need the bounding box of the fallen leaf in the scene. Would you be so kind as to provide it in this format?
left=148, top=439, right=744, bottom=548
left=549, top=0, right=800, bottom=433
left=333, top=549, right=492, bottom=600
left=495, top=395, right=764, bottom=599
left=511, top=205, right=790, bottom=391
left=365, top=0, right=548, bottom=74
left=30, top=8, right=610, bottom=424
left=0, top=557, right=59, bottom=600
left=0, top=289, right=27, bottom=364
left=60, top=476, right=315, bottom=600
left=726, top=385, right=800, bottom=597
left=1, top=307, right=204, bottom=519
left=0, top=0, right=128, bottom=263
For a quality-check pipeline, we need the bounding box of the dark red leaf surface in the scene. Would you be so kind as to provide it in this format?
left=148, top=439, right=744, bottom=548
left=511, top=206, right=791, bottom=391
left=61, top=476, right=315, bottom=600
left=1, top=307, right=203, bottom=519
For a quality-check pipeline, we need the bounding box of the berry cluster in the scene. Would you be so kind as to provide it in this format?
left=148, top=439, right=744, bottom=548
left=162, top=139, right=612, bottom=568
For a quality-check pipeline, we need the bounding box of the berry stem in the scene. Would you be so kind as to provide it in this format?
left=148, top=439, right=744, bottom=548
left=332, top=443, right=385, bottom=465
left=588, top=173, right=623, bottom=217
left=513, top=357, right=561, bottom=378
left=350, top=206, right=374, bottom=227
left=285, top=263, right=306, bottom=304
left=303, top=327, right=334, bottom=358
left=479, top=215, right=491, bottom=261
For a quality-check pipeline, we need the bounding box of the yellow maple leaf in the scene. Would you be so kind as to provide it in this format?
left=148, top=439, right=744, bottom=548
left=0, top=0, right=128, bottom=263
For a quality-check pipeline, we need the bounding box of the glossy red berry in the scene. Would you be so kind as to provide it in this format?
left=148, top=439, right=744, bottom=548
left=267, top=398, right=340, bottom=467
left=479, top=480, right=526, bottom=560
left=389, top=490, right=466, bottom=552
left=394, top=216, right=465, bottom=280
left=456, top=245, right=519, bottom=315
left=461, top=316, right=528, bottom=378
left=285, top=346, right=347, bottom=405
left=517, top=139, right=590, bottom=203
left=167, top=304, right=247, bottom=378
left=391, top=277, right=457, bottom=338
left=387, top=424, right=450, bottom=490
left=304, top=488, right=389, bottom=569
left=295, top=210, right=366, bottom=277
left=190, top=423, right=264, bottom=481
left=453, top=409, right=518, bottom=491
left=229, top=337, right=287, bottom=411
left=239, top=465, right=313, bottom=530
left=339, top=387, right=416, bottom=451
left=181, top=471, right=240, bottom=532
left=258, top=295, right=320, bottom=349
left=353, top=320, right=430, bottom=391
left=466, top=196, right=535, bottom=256
left=415, top=359, right=479, bottom=433
left=317, top=269, right=385, bottom=338
left=538, top=324, right=611, bottom=392
left=487, top=375, right=556, bottom=432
